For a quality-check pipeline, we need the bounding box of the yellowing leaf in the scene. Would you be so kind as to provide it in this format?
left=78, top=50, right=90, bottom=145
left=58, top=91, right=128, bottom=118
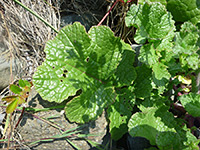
left=6, top=99, right=18, bottom=114
left=23, top=86, right=31, bottom=93
left=2, top=96, right=18, bottom=103
left=177, top=75, right=191, bottom=85
left=17, top=97, right=26, bottom=105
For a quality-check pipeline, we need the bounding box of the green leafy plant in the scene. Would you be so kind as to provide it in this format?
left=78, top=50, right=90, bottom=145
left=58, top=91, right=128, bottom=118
left=167, top=0, right=200, bottom=24
left=2, top=80, right=32, bottom=113
left=33, top=22, right=136, bottom=140
left=33, top=1, right=200, bottom=149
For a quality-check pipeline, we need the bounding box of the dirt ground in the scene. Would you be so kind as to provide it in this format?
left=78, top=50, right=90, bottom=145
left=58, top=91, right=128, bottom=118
left=14, top=88, right=108, bottom=149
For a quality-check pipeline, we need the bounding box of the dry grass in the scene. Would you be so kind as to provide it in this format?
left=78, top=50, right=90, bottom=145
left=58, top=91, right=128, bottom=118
left=0, top=0, right=60, bottom=81
left=0, top=0, right=60, bottom=149
left=106, top=1, right=134, bottom=42
left=59, top=0, right=134, bottom=42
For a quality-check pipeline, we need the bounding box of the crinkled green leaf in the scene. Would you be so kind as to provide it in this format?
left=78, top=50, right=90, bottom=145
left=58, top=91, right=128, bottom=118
left=180, top=54, right=189, bottom=69
left=167, top=59, right=183, bottom=75
left=125, top=3, right=175, bottom=44
left=138, top=43, right=159, bottom=66
left=33, top=22, right=130, bottom=123
left=6, top=99, right=18, bottom=114
left=152, top=62, right=170, bottom=88
left=179, top=52, right=200, bottom=70
left=86, top=27, right=123, bottom=80
left=10, top=84, right=22, bottom=94
left=113, top=44, right=137, bottom=87
left=33, top=23, right=91, bottom=102
left=159, top=49, right=175, bottom=64
left=125, top=4, right=142, bottom=28
left=107, top=88, right=135, bottom=140
left=186, top=53, right=200, bottom=70
left=130, top=104, right=199, bottom=149
left=173, top=22, right=199, bottom=55
left=167, top=0, right=200, bottom=24
left=138, top=0, right=167, bottom=6
left=177, top=125, right=200, bottom=150
left=173, top=21, right=200, bottom=70
left=179, top=93, right=200, bottom=117
left=134, top=65, right=152, bottom=98
left=183, top=130, right=200, bottom=150
left=65, top=83, right=115, bottom=123
left=154, top=28, right=174, bottom=52
left=155, top=131, right=181, bottom=149
left=139, top=95, right=167, bottom=112
left=128, top=107, right=177, bottom=146
left=33, top=22, right=122, bottom=102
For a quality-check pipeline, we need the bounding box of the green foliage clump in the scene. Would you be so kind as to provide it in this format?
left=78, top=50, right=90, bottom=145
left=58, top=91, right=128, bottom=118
left=33, top=1, right=200, bottom=148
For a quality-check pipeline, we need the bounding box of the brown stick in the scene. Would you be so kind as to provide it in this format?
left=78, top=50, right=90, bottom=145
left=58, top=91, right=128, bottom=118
left=14, top=107, right=25, bottom=129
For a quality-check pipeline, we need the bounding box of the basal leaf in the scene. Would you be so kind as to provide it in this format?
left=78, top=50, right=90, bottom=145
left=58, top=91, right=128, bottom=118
left=130, top=104, right=199, bottom=149
left=65, top=83, right=115, bottom=123
left=33, top=22, right=91, bottom=102
left=114, top=43, right=137, bottom=87
left=138, top=43, right=159, bottom=66
left=125, top=2, right=175, bottom=44
left=153, top=28, right=174, bottom=53
left=86, top=26, right=123, bottom=80
left=177, top=125, right=200, bottom=150
left=10, top=84, right=22, bottom=94
left=183, top=130, right=200, bottom=150
left=33, top=23, right=122, bottom=102
left=173, top=22, right=199, bottom=55
left=128, top=107, right=178, bottom=147
left=172, top=22, right=200, bottom=70
left=139, top=95, right=167, bottom=112
left=167, top=0, right=200, bottom=24
left=107, top=88, right=135, bottom=140
left=179, top=93, right=200, bottom=117
left=33, top=22, right=130, bottom=123
left=134, top=65, right=152, bottom=98
left=186, top=53, right=200, bottom=70
left=155, top=131, right=181, bottom=149
left=152, top=62, right=170, bottom=88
